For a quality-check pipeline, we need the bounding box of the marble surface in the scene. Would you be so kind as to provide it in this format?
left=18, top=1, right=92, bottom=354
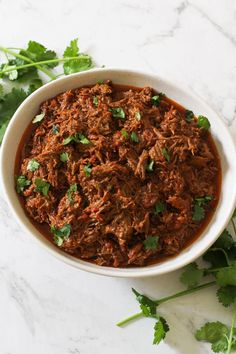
left=0, top=0, right=236, bottom=353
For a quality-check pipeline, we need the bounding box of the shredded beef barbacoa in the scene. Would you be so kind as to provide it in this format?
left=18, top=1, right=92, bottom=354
left=16, top=81, right=221, bottom=267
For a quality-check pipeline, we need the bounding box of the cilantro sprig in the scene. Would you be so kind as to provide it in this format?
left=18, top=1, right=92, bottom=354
left=34, top=178, right=50, bottom=196
left=51, top=224, right=71, bottom=246
left=192, top=195, right=212, bottom=222
left=16, top=175, right=31, bottom=193
left=63, top=133, right=90, bottom=145
left=0, top=38, right=93, bottom=142
left=117, top=211, right=236, bottom=353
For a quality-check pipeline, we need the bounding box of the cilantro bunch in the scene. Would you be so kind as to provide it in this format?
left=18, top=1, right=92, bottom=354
left=117, top=209, right=236, bottom=354
left=0, top=38, right=93, bottom=142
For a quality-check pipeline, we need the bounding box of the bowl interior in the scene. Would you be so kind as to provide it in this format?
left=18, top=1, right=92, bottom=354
left=1, top=69, right=236, bottom=277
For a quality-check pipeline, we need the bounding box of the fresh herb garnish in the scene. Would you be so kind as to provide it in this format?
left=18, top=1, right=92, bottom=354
left=185, top=110, right=194, bottom=123
left=60, top=152, right=69, bottom=162
left=198, top=115, right=211, bottom=130
left=63, top=38, right=92, bottom=75
left=27, top=159, right=40, bottom=172
left=162, top=147, right=170, bottom=162
left=180, top=262, right=204, bottom=288
left=84, top=164, right=92, bottom=177
left=93, top=96, right=98, bottom=107
left=63, top=133, right=90, bottom=145
left=52, top=124, right=59, bottom=135
left=132, top=288, right=157, bottom=317
left=0, top=87, right=28, bottom=143
left=32, top=112, right=45, bottom=123
left=192, top=195, right=212, bottom=221
left=151, top=93, right=164, bottom=106
left=51, top=224, right=71, bottom=246
left=143, top=236, right=159, bottom=251
left=34, top=178, right=50, bottom=196
left=121, top=130, right=129, bottom=139
left=67, top=183, right=77, bottom=204
left=110, top=107, right=126, bottom=119
left=130, top=131, right=139, bottom=143
left=0, top=38, right=93, bottom=143
left=146, top=159, right=154, bottom=172
left=97, top=79, right=104, bottom=84
left=154, top=202, right=166, bottom=215
left=117, top=219, right=236, bottom=353
left=153, top=317, right=170, bottom=345
left=16, top=175, right=31, bottom=193
left=192, top=204, right=205, bottom=221
left=135, top=111, right=141, bottom=121
left=195, top=315, right=236, bottom=354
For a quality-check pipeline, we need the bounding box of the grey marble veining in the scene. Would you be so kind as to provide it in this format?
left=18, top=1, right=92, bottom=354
left=0, top=0, right=235, bottom=353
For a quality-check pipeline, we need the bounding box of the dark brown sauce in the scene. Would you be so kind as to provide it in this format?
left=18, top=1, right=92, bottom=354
left=15, top=84, right=222, bottom=267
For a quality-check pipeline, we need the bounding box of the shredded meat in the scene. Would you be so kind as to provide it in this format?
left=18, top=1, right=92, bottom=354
left=17, top=82, right=221, bottom=267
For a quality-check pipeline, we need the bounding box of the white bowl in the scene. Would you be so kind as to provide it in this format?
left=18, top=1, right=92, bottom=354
left=1, top=69, right=236, bottom=277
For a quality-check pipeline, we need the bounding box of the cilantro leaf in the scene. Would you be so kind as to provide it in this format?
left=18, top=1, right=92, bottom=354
left=84, top=164, right=92, bottom=177
left=162, top=147, right=170, bottom=162
left=135, top=111, right=141, bottom=121
left=121, top=130, right=129, bottom=139
left=63, top=38, right=92, bottom=75
left=203, top=230, right=235, bottom=268
left=216, top=261, right=236, bottom=287
left=146, top=159, right=154, bottom=172
left=214, top=230, right=235, bottom=250
left=192, top=196, right=212, bottom=222
left=34, top=178, right=50, bottom=196
left=63, top=38, right=79, bottom=57
left=64, top=54, right=92, bottom=75
left=27, top=78, right=43, bottom=95
left=180, top=262, right=204, bottom=288
left=153, top=317, right=169, bottom=345
left=217, top=286, right=236, bottom=307
left=192, top=204, right=205, bottom=221
left=198, top=115, right=210, bottom=130
left=60, top=152, right=69, bottom=162
left=78, top=133, right=90, bottom=144
left=195, top=321, right=230, bottom=353
left=16, top=175, right=31, bottom=193
left=51, top=224, right=71, bottom=246
left=154, top=202, right=166, bottom=215
left=52, top=124, right=59, bottom=135
left=93, top=96, right=98, bottom=107
left=185, top=110, right=194, bottom=123
left=63, top=133, right=90, bottom=145
left=67, top=183, right=77, bottom=204
left=203, top=248, right=230, bottom=269
left=27, top=159, right=40, bottom=172
left=143, top=236, right=159, bottom=251
left=110, top=107, right=126, bottom=119
left=132, top=288, right=157, bottom=317
left=0, top=87, right=28, bottom=143
left=32, top=112, right=45, bottom=123
left=151, top=93, right=164, bottom=106
left=22, top=40, right=58, bottom=68
left=130, top=131, right=139, bottom=143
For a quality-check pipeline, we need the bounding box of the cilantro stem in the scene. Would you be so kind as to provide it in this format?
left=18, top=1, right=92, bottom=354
left=0, top=46, right=56, bottom=80
left=155, top=281, right=216, bottom=305
left=117, top=281, right=215, bottom=327
left=0, top=55, right=88, bottom=75
left=226, top=305, right=236, bottom=354
left=116, top=312, right=143, bottom=327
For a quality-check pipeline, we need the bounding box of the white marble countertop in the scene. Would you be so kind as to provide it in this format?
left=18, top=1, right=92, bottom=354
left=0, top=0, right=236, bottom=353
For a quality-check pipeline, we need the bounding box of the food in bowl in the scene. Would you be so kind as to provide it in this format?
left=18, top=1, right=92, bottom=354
left=15, top=81, right=221, bottom=267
